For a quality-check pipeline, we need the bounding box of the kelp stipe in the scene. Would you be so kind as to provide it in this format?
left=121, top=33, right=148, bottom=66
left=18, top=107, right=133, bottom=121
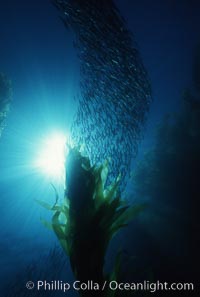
left=38, top=147, right=145, bottom=296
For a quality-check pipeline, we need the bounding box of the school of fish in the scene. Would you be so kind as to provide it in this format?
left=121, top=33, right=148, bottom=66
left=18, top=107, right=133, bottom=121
left=53, top=0, right=152, bottom=190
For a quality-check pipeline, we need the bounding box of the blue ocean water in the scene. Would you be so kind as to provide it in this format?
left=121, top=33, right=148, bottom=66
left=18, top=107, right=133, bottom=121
left=0, top=0, right=200, bottom=296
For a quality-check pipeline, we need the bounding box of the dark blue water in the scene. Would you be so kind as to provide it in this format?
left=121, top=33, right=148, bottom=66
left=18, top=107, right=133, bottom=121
left=0, top=0, right=200, bottom=296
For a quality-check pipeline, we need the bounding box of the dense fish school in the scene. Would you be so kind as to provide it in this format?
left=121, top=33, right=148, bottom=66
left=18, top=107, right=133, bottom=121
left=53, top=0, right=152, bottom=190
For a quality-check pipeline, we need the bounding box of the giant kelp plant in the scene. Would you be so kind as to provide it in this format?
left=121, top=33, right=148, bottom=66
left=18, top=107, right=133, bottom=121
left=37, top=1, right=150, bottom=295
left=0, top=73, right=11, bottom=137
left=39, top=147, right=144, bottom=297
left=131, top=48, right=200, bottom=283
left=53, top=0, right=152, bottom=190
left=36, top=1, right=151, bottom=295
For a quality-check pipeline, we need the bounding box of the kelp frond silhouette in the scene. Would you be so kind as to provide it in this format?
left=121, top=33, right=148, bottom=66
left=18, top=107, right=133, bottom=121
left=38, top=147, right=144, bottom=296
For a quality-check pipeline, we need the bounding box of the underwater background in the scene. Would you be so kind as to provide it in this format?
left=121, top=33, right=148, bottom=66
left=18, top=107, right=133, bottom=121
left=0, top=0, right=200, bottom=296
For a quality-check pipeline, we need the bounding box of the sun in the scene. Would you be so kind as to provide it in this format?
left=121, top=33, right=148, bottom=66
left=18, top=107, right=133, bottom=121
left=34, top=132, right=68, bottom=181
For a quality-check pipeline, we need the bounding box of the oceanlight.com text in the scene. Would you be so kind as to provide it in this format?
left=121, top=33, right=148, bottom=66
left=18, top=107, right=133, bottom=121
left=25, top=280, right=194, bottom=293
